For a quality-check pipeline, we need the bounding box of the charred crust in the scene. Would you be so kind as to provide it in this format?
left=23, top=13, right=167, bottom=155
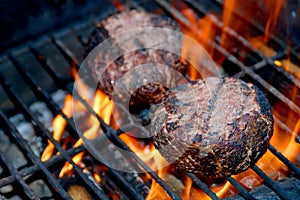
left=152, top=77, right=274, bottom=178
left=192, top=134, right=202, bottom=143
left=166, top=121, right=178, bottom=131
left=163, top=91, right=180, bottom=114
left=86, top=10, right=188, bottom=105
left=85, top=26, right=110, bottom=54
left=254, top=85, right=273, bottom=117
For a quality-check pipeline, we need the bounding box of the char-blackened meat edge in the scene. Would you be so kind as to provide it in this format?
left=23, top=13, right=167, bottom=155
left=85, top=10, right=274, bottom=179
left=85, top=10, right=187, bottom=105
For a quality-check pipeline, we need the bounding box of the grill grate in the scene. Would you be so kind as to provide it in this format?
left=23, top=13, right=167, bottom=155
left=0, top=0, right=299, bottom=199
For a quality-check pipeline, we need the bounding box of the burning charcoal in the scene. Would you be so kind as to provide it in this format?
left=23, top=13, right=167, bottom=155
left=151, top=77, right=274, bottom=178
left=86, top=10, right=187, bottom=105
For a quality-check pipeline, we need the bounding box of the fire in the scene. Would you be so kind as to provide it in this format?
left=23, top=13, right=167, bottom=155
left=220, top=0, right=236, bottom=47
left=41, top=0, right=300, bottom=199
left=250, top=36, right=277, bottom=57
left=42, top=66, right=113, bottom=178
left=274, top=59, right=300, bottom=79
left=93, top=173, right=102, bottom=183
left=180, top=7, right=219, bottom=80
left=284, top=119, right=300, bottom=163
left=263, top=0, right=284, bottom=42
left=41, top=94, right=73, bottom=162
left=59, top=89, right=112, bottom=178
left=112, top=0, right=124, bottom=11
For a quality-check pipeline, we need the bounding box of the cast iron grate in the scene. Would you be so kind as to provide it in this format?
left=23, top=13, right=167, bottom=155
left=0, top=0, right=299, bottom=199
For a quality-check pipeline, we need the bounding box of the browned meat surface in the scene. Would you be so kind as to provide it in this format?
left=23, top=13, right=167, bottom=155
left=86, top=10, right=187, bottom=105
left=151, top=77, right=273, bottom=178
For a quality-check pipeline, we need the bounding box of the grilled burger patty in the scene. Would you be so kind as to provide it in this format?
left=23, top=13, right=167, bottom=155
left=151, top=77, right=273, bottom=178
left=86, top=10, right=187, bottom=105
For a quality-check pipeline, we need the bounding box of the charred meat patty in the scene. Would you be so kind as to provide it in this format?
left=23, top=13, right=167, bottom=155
left=151, top=77, right=273, bottom=178
left=86, top=10, right=187, bottom=105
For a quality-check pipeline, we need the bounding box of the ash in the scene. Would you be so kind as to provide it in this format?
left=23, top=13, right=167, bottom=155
left=0, top=90, right=67, bottom=199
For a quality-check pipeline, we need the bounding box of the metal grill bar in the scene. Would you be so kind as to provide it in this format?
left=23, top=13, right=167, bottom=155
left=21, top=32, right=182, bottom=199
left=152, top=0, right=299, bottom=199
left=218, top=46, right=300, bottom=115
left=185, top=0, right=300, bottom=90
left=251, top=166, right=289, bottom=200
left=226, top=177, right=255, bottom=200
left=4, top=53, right=110, bottom=200
left=156, top=0, right=300, bottom=115
left=0, top=75, right=73, bottom=199
left=186, top=173, right=219, bottom=200
left=0, top=112, right=71, bottom=200
left=1, top=0, right=299, bottom=199
left=0, top=146, right=84, bottom=188
left=0, top=152, right=39, bottom=200
left=7, top=53, right=79, bottom=139
left=30, top=38, right=150, bottom=200
left=28, top=45, right=72, bottom=88
left=268, top=144, right=300, bottom=179
left=108, top=168, right=144, bottom=200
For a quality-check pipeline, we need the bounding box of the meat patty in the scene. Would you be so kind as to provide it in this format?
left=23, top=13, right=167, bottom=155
left=151, top=77, right=273, bottom=178
left=85, top=10, right=187, bottom=105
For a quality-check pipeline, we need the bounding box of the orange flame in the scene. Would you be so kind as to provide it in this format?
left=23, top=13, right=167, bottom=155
left=263, top=0, right=284, bottom=42
left=93, top=173, right=102, bottom=183
left=41, top=94, right=73, bottom=162
left=41, top=0, right=300, bottom=198
left=44, top=67, right=300, bottom=198
left=42, top=66, right=112, bottom=180
left=180, top=8, right=219, bottom=80
left=113, top=0, right=124, bottom=11
left=220, top=0, right=236, bottom=47
left=59, top=89, right=112, bottom=178
left=274, top=59, right=300, bottom=79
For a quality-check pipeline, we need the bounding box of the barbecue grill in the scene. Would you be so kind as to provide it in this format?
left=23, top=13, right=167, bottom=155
left=0, top=0, right=300, bottom=199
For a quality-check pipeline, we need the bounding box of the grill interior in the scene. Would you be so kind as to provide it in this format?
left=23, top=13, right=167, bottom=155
left=0, top=0, right=300, bottom=199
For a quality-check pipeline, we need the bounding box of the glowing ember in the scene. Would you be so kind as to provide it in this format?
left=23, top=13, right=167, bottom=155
left=274, top=60, right=282, bottom=66
left=250, top=36, right=277, bottom=57
left=93, top=173, right=102, bottom=183
left=274, top=59, right=300, bottom=79
left=112, top=0, right=125, bottom=11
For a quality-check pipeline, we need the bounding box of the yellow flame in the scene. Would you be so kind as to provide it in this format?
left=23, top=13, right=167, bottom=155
left=94, top=173, right=102, bottom=183
left=41, top=94, right=73, bottom=162
left=59, top=90, right=112, bottom=177
left=264, top=0, right=284, bottom=42
left=274, top=60, right=282, bottom=66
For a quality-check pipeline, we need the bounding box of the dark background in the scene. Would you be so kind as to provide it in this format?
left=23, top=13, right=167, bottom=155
left=0, top=0, right=114, bottom=53
left=0, top=0, right=299, bottom=53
